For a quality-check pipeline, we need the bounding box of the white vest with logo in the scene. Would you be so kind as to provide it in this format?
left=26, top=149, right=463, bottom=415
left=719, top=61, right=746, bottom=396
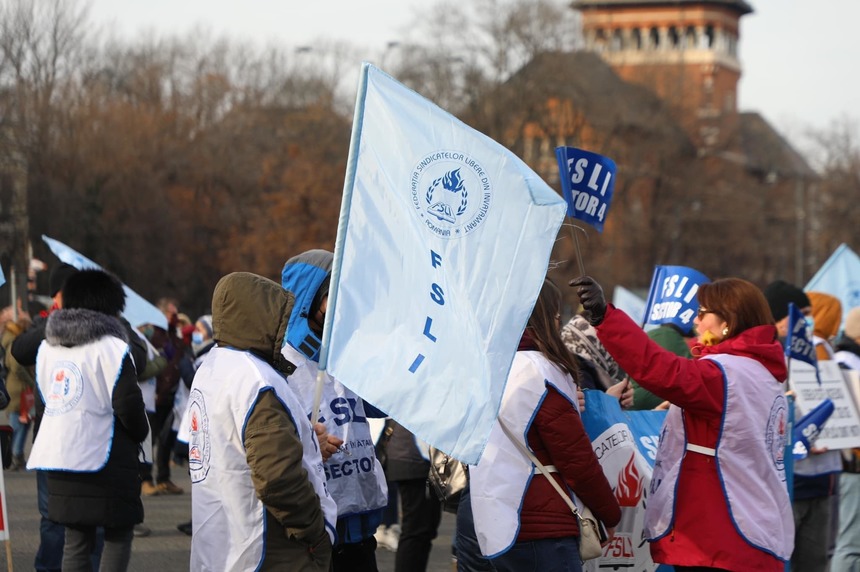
left=470, top=351, right=580, bottom=558
left=187, top=346, right=337, bottom=572
left=281, top=344, right=388, bottom=518
left=28, top=337, right=128, bottom=472
left=645, top=354, right=794, bottom=560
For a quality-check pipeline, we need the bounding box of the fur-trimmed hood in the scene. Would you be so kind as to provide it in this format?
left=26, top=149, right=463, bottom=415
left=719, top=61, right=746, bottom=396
left=45, top=309, right=128, bottom=347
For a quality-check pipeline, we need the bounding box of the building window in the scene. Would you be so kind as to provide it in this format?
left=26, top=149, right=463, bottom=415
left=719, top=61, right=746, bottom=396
left=649, top=27, right=660, bottom=50
left=632, top=28, right=642, bottom=50
left=669, top=27, right=680, bottom=49
left=611, top=29, right=623, bottom=51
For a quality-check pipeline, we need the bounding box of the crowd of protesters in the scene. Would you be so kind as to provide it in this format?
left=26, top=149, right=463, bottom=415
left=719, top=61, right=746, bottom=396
left=3, top=255, right=860, bottom=572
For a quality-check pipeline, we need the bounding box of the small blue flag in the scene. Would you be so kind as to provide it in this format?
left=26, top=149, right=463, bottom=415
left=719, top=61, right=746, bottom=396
left=786, top=302, right=820, bottom=385
left=793, top=398, right=834, bottom=460
left=641, top=265, right=710, bottom=334
left=0, top=264, right=5, bottom=288
left=554, top=146, right=616, bottom=232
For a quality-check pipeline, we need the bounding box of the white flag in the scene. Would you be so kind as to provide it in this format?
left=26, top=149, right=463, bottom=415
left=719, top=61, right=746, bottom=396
left=322, top=64, right=566, bottom=464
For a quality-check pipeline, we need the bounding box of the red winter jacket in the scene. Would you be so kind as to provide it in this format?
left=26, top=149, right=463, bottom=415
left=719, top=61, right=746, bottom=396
left=596, top=305, right=787, bottom=571
left=516, top=383, right=621, bottom=541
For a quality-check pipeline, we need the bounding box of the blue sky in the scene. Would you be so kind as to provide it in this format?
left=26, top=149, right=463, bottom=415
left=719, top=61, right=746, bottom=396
left=88, top=0, right=859, bottom=142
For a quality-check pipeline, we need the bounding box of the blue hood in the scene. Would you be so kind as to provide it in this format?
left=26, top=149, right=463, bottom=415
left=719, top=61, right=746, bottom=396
left=281, top=249, right=333, bottom=362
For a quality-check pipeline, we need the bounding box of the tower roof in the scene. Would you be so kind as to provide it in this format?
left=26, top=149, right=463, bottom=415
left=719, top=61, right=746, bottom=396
left=571, top=0, right=753, bottom=15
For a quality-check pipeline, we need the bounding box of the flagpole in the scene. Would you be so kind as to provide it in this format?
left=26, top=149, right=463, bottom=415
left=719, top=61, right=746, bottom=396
left=567, top=218, right=586, bottom=277
left=312, top=62, right=370, bottom=422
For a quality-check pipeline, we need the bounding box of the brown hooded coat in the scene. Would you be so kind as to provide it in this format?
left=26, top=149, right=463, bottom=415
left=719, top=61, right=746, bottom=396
left=210, top=272, right=331, bottom=571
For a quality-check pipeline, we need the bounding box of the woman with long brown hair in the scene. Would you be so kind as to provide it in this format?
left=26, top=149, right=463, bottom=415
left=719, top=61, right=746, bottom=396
left=572, top=276, right=793, bottom=571
left=464, top=278, right=621, bottom=572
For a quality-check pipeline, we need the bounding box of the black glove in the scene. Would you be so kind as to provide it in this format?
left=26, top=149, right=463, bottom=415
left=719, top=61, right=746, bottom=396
left=570, top=276, right=607, bottom=326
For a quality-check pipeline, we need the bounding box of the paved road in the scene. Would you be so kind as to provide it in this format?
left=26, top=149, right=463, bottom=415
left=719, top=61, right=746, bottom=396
left=1, top=467, right=456, bottom=572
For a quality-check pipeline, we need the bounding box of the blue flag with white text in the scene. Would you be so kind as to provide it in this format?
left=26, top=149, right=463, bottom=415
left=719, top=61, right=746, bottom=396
left=42, top=235, right=167, bottom=329
left=642, top=265, right=710, bottom=334
left=322, top=64, right=566, bottom=464
left=786, top=302, right=820, bottom=385
left=805, top=243, right=860, bottom=329
left=554, top=146, right=616, bottom=232
left=793, top=398, right=834, bottom=460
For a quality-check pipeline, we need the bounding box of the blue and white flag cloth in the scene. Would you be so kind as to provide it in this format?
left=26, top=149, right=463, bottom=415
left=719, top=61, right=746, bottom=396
left=321, top=64, right=566, bottom=464
left=793, top=398, right=834, bottom=460
left=580, top=390, right=666, bottom=569
left=641, top=265, right=710, bottom=334
left=42, top=235, right=167, bottom=329
left=0, top=264, right=4, bottom=288
left=806, top=243, right=860, bottom=329
left=786, top=302, right=820, bottom=385
left=554, top=146, right=616, bottom=232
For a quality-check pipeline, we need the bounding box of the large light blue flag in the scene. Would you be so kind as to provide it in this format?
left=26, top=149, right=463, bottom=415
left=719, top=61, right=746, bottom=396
left=805, top=243, right=860, bottom=327
left=42, top=235, right=167, bottom=329
left=321, top=64, right=566, bottom=464
left=641, top=265, right=710, bottom=334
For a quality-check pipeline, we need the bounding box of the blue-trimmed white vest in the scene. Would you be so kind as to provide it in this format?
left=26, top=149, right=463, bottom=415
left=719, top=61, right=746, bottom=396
left=28, top=337, right=129, bottom=472
left=470, top=351, right=581, bottom=558
left=187, top=346, right=336, bottom=572
left=645, top=354, right=794, bottom=560
left=281, top=344, right=388, bottom=518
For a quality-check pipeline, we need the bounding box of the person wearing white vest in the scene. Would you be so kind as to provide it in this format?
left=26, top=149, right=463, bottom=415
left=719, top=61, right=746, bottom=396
left=573, top=276, right=794, bottom=572
left=27, top=269, right=149, bottom=572
left=466, top=279, right=621, bottom=572
left=187, top=272, right=337, bottom=572
left=281, top=250, right=389, bottom=572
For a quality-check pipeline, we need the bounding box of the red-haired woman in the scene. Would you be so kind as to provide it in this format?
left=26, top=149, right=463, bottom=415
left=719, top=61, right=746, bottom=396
left=572, top=276, right=793, bottom=571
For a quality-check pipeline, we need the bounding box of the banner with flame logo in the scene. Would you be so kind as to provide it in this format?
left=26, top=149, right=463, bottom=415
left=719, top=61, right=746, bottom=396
left=581, top=391, right=670, bottom=571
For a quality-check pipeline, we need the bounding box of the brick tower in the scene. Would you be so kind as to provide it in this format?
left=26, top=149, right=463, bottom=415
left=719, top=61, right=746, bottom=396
left=572, top=0, right=753, bottom=149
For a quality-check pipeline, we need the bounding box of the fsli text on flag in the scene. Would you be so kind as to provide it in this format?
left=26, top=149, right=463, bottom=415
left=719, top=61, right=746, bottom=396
left=641, top=265, right=710, bottom=333
left=321, top=63, right=566, bottom=464
left=554, top=146, right=616, bottom=232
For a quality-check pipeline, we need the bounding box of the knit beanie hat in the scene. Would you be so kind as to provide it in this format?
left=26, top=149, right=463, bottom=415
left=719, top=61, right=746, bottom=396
left=197, top=314, right=213, bottom=338
left=763, top=280, right=811, bottom=322
left=49, top=263, right=80, bottom=297
left=844, top=307, right=860, bottom=340
left=808, top=292, right=843, bottom=339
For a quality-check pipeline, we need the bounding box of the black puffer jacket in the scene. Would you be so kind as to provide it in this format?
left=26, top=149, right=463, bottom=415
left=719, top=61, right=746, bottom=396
left=40, top=309, right=149, bottom=528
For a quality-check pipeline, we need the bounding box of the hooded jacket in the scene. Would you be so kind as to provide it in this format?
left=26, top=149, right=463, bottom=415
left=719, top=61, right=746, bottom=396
left=35, top=309, right=148, bottom=528
left=808, top=291, right=842, bottom=361
left=596, top=305, right=788, bottom=571
left=281, top=251, right=389, bottom=544
left=201, top=272, right=332, bottom=570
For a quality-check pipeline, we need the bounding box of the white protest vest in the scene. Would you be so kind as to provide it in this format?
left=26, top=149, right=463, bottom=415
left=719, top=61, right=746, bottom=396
left=188, top=347, right=337, bottom=572
left=27, top=337, right=128, bottom=472
left=282, top=344, right=388, bottom=517
left=470, top=351, right=580, bottom=558
left=645, top=354, right=794, bottom=560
